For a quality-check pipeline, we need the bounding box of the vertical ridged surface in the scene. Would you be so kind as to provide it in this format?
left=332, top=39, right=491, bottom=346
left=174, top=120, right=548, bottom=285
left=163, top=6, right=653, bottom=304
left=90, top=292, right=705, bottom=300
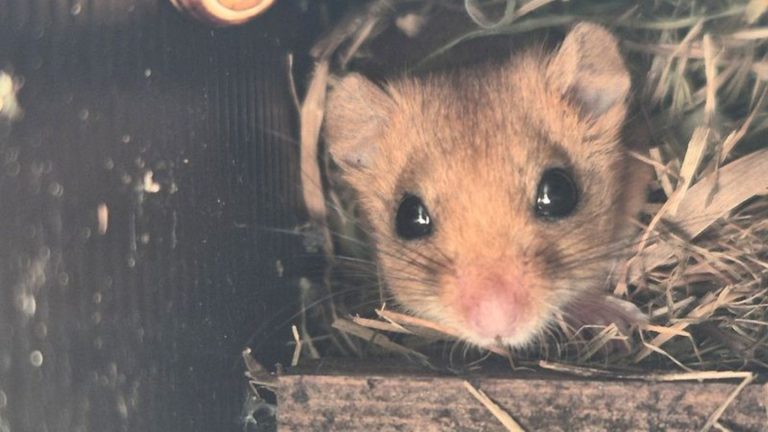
left=0, top=1, right=307, bottom=430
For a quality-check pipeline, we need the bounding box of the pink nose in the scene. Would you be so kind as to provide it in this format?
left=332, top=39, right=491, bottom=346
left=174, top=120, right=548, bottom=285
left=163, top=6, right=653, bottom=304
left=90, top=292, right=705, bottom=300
left=456, top=273, right=531, bottom=340
left=465, top=296, right=521, bottom=339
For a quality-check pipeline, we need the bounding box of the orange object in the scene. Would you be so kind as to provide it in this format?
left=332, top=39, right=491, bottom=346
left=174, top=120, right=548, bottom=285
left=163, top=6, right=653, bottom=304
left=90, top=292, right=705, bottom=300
left=169, top=0, right=275, bottom=26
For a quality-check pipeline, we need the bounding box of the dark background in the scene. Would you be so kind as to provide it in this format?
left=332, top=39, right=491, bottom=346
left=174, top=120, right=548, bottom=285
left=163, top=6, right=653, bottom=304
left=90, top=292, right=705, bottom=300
left=0, top=0, right=333, bottom=430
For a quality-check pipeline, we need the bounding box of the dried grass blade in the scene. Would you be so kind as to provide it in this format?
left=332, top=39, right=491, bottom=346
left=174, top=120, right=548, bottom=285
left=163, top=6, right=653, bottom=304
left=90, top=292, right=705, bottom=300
left=648, top=296, right=697, bottom=318
left=242, top=348, right=278, bottom=387
left=631, top=148, right=768, bottom=281
left=464, top=0, right=518, bottom=29
left=299, top=60, right=330, bottom=223
left=641, top=324, right=693, bottom=338
left=377, top=309, right=509, bottom=355
left=352, top=315, right=413, bottom=334
left=463, top=381, right=526, bottom=432
left=728, top=27, right=768, bottom=40
left=634, top=289, right=743, bottom=362
left=291, top=325, right=302, bottom=367
left=332, top=318, right=430, bottom=362
left=638, top=340, right=695, bottom=371
left=538, top=361, right=623, bottom=378
left=753, top=61, right=768, bottom=80
left=664, top=131, right=710, bottom=217
left=651, top=20, right=703, bottom=104
left=648, top=371, right=753, bottom=382
left=577, top=324, right=623, bottom=363
left=700, top=373, right=755, bottom=432
left=703, top=34, right=718, bottom=122
left=721, top=87, right=767, bottom=160
left=745, top=0, right=768, bottom=23
left=647, top=147, right=677, bottom=197
left=616, top=7, right=746, bottom=30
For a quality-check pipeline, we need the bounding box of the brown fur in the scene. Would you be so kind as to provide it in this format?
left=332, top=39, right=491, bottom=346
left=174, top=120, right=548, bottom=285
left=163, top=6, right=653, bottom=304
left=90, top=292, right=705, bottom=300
left=324, top=23, right=651, bottom=348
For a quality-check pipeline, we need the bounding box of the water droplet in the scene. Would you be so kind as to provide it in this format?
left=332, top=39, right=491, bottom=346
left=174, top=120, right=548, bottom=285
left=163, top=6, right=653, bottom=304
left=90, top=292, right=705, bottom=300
left=16, top=293, right=36, bottom=316
left=0, top=354, right=10, bottom=372
left=34, top=322, right=47, bottom=338
left=30, top=161, right=44, bottom=176
left=48, top=182, right=64, bottom=197
left=80, top=227, right=92, bottom=240
left=24, top=224, right=37, bottom=239
left=121, top=134, right=131, bottom=143
left=5, top=161, right=20, bottom=176
left=117, top=395, right=128, bottom=418
left=70, top=3, right=82, bottom=15
left=57, top=272, right=69, bottom=286
left=4, top=147, right=18, bottom=162
left=144, top=69, right=152, bottom=78
left=299, top=277, right=311, bottom=290
left=78, top=109, right=89, bottom=121
left=29, top=350, right=43, bottom=367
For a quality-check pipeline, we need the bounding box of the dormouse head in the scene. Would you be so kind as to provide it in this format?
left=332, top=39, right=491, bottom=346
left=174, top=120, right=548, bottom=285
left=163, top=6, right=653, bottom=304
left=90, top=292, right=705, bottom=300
left=324, top=23, right=645, bottom=347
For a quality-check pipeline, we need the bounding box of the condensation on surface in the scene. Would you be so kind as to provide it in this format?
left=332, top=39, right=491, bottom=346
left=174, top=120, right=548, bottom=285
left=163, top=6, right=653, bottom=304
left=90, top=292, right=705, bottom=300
left=0, top=0, right=307, bottom=431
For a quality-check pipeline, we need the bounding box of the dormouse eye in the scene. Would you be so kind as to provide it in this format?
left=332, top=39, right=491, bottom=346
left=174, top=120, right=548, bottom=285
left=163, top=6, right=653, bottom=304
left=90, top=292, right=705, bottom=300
left=395, top=194, right=433, bottom=240
left=535, top=168, right=579, bottom=219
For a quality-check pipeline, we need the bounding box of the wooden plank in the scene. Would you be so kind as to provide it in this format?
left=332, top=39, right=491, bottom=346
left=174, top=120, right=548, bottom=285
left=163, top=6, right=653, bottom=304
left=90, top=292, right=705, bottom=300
left=278, top=360, right=768, bottom=431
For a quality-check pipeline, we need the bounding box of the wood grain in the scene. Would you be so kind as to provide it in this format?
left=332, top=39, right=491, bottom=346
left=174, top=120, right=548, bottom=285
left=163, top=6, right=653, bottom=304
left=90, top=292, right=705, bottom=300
left=278, top=360, right=768, bottom=431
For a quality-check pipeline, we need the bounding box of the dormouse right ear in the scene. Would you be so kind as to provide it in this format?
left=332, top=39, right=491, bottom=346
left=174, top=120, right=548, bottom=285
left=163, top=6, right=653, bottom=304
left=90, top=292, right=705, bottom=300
left=547, top=23, right=631, bottom=119
left=324, top=73, right=394, bottom=171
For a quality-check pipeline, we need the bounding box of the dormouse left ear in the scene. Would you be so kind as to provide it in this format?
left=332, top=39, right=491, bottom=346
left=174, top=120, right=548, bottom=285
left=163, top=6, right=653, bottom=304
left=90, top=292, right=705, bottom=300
left=547, top=23, right=630, bottom=118
left=324, top=73, right=394, bottom=172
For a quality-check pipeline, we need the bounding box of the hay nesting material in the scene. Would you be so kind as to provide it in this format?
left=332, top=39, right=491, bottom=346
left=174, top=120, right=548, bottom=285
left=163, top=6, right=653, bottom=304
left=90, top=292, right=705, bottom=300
left=292, top=0, right=768, bottom=374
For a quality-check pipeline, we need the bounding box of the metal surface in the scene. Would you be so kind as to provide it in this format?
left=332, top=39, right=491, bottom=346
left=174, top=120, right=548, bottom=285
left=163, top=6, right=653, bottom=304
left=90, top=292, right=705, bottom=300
left=0, top=0, right=312, bottom=430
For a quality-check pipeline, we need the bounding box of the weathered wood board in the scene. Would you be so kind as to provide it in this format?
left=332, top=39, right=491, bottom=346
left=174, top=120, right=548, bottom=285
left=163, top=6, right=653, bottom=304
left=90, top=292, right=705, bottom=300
left=279, top=360, right=768, bottom=431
